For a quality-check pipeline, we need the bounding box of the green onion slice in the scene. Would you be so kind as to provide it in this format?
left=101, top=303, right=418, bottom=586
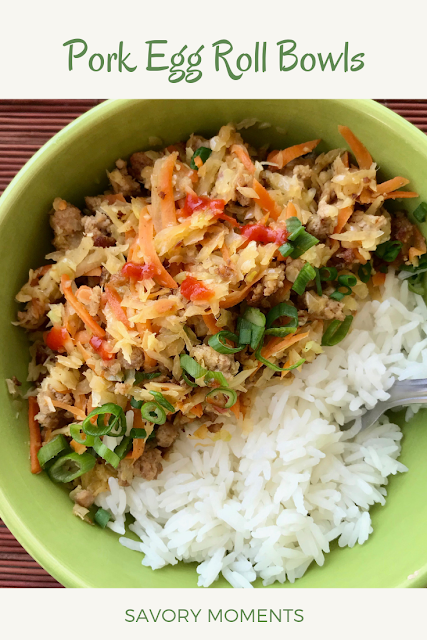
left=182, top=371, right=199, bottom=387
left=206, top=386, right=237, bottom=408
left=130, top=397, right=143, bottom=410
left=149, top=391, right=175, bottom=413
left=82, top=403, right=126, bottom=438
left=292, top=263, right=316, bottom=295
left=237, top=317, right=253, bottom=345
left=204, top=371, right=229, bottom=388
left=319, top=266, right=338, bottom=281
left=315, top=267, right=322, bottom=296
left=37, top=434, right=69, bottom=468
left=48, top=451, right=96, bottom=483
left=190, top=146, right=212, bottom=170
left=70, top=424, right=95, bottom=447
left=94, top=507, right=111, bottom=528
left=413, top=202, right=427, bottom=223
left=265, top=302, right=298, bottom=337
left=278, top=242, right=294, bottom=258
left=408, top=272, right=425, bottom=295
left=358, top=262, right=372, bottom=284
left=255, top=344, right=306, bottom=372
left=286, top=217, right=303, bottom=241
left=330, top=274, right=357, bottom=301
left=93, top=437, right=121, bottom=468
left=208, top=331, right=244, bottom=354
left=114, top=436, right=133, bottom=460
left=140, top=402, right=166, bottom=425
left=180, top=354, right=207, bottom=379
left=291, top=230, right=319, bottom=258
left=321, top=315, right=354, bottom=347
left=375, top=240, right=403, bottom=262
left=135, top=371, right=161, bottom=384
left=130, top=427, right=147, bottom=439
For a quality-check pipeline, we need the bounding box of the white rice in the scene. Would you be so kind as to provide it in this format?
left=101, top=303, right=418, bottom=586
left=95, top=270, right=427, bottom=587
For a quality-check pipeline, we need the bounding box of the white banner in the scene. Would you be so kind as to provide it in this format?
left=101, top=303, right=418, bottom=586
left=0, top=588, right=425, bottom=638
left=0, top=0, right=426, bottom=98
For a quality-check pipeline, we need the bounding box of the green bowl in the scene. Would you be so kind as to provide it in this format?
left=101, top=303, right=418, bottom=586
left=1, top=99, right=427, bottom=588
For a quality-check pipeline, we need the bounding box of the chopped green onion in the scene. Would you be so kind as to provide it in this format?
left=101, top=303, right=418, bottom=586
left=321, top=315, right=354, bottom=347
left=70, top=424, right=95, bottom=447
left=135, top=371, right=161, bottom=384
left=330, top=274, right=357, bottom=301
left=130, top=397, right=143, bottom=409
left=399, top=253, right=427, bottom=274
left=37, top=434, right=69, bottom=468
left=114, top=436, right=133, bottom=460
left=315, top=268, right=322, bottom=296
left=408, top=272, right=425, bottom=295
left=180, top=354, right=207, bottom=379
left=319, top=266, right=338, bottom=281
left=82, top=403, right=126, bottom=438
left=248, top=324, right=265, bottom=350
left=292, top=263, right=316, bottom=295
left=147, top=430, right=156, bottom=441
left=93, top=437, right=121, bottom=468
left=278, top=242, right=294, bottom=258
left=239, top=308, right=267, bottom=350
left=255, top=344, right=306, bottom=372
left=375, top=240, right=403, bottom=262
left=206, top=387, right=237, bottom=408
left=286, top=217, right=303, bottom=241
left=358, top=262, right=372, bottom=283
left=208, top=331, right=244, bottom=354
left=413, top=202, right=427, bottom=223
left=291, top=230, right=319, bottom=258
left=94, top=507, right=111, bottom=528
left=243, top=306, right=266, bottom=327
left=265, top=302, right=298, bottom=337
left=140, top=402, right=166, bottom=425
left=182, top=371, right=199, bottom=387
left=190, top=146, right=212, bottom=170
left=48, top=451, right=96, bottom=483
left=204, top=371, right=229, bottom=387
left=149, top=391, right=175, bottom=413
left=130, top=427, right=147, bottom=439
left=237, top=317, right=253, bottom=345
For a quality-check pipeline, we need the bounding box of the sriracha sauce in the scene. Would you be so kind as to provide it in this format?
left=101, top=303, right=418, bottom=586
left=181, top=193, right=225, bottom=217
left=89, top=336, right=115, bottom=361
left=241, top=223, right=288, bottom=245
left=181, top=276, right=214, bottom=302
left=45, top=327, right=70, bottom=352
left=121, top=262, right=157, bottom=280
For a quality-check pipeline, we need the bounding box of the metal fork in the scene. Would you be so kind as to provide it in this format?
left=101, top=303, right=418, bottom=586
left=342, top=379, right=427, bottom=431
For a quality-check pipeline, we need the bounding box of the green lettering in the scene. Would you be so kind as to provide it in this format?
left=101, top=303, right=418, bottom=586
left=209, top=609, right=222, bottom=621
left=258, top=609, right=267, bottom=622
left=125, top=609, right=135, bottom=623
left=317, top=51, right=343, bottom=71
left=89, top=53, right=104, bottom=72
left=277, top=39, right=298, bottom=71
left=191, top=609, right=202, bottom=622
left=295, top=609, right=304, bottom=622
left=224, top=610, right=238, bottom=623
left=118, top=41, right=136, bottom=72
left=63, top=38, right=87, bottom=71
left=351, top=53, right=365, bottom=71
left=107, top=52, right=118, bottom=72
left=241, top=610, right=255, bottom=622
left=300, top=53, right=316, bottom=72
left=212, top=40, right=242, bottom=80
left=270, top=610, right=281, bottom=622
left=146, top=40, right=168, bottom=71
left=135, top=610, right=149, bottom=622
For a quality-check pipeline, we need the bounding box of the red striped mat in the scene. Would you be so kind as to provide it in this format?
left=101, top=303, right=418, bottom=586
left=0, top=98, right=426, bottom=587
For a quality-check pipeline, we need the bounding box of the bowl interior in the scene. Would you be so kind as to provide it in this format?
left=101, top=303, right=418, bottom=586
left=1, top=99, right=427, bottom=588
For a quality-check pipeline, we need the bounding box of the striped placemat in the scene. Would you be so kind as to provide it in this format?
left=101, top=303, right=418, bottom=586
left=0, top=98, right=426, bottom=587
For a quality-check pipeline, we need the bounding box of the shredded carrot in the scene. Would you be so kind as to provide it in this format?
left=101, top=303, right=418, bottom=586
left=230, top=395, right=241, bottom=420
left=267, top=139, right=321, bottom=170
left=105, top=284, right=131, bottom=328
left=284, top=201, right=298, bottom=219
left=51, top=400, right=86, bottom=421
left=252, top=179, right=282, bottom=220
left=105, top=193, right=126, bottom=204
left=231, top=144, right=256, bottom=174
left=137, top=208, right=177, bottom=289
left=61, top=274, right=105, bottom=338
left=70, top=440, right=87, bottom=455
left=375, top=177, right=410, bottom=195
left=152, top=152, right=178, bottom=230
left=342, top=151, right=349, bottom=168
left=28, top=396, right=42, bottom=474
left=194, top=156, right=203, bottom=169
left=126, top=410, right=146, bottom=460
left=372, top=272, right=386, bottom=287
left=354, top=248, right=367, bottom=265
left=220, top=271, right=266, bottom=309
left=203, top=314, right=221, bottom=335
left=382, top=191, right=419, bottom=201
left=333, top=205, right=354, bottom=234
left=260, top=331, right=310, bottom=361
left=190, top=403, right=204, bottom=418
left=338, top=125, right=372, bottom=170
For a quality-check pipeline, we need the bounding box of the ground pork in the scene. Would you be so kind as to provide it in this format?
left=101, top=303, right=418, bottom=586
left=116, top=346, right=145, bottom=370
left=72, top=489, right=95, bottom=508
left=133, top=447, right=163, bottom=481
left=82, top=211, right=114, bottom=240
left=128, top=151, right=155, bottom=181
left=50, top=198, right=83, bottom=250
left=16, top=297, right=50, bottom=331
left=192, top=344, right=239, bottom=375
left=306, top=214, right=335, bottom=240
left=285, top=258, right=305, bottom=283
left=392, top=211, right=415, bottom=245
left=246, top=265, right=286, bottom=306
left=155, top=422, right=181, bottom=448
left=303, top=291, right=345, bottom=321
